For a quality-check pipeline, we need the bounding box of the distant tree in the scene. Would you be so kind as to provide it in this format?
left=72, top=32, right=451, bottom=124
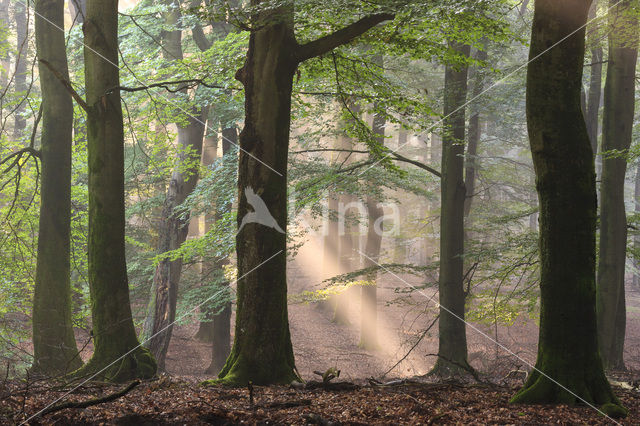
left=31, top=0, right=82, bottom=376
left=431, top=41, right=471, bottom=377
left=596, top=0, right=638, bottom=371
left=142, top=0, right=209, bottom=372
left=12, top=1, right=28, bottom=140
left=511, top=0, right=625, bottom=417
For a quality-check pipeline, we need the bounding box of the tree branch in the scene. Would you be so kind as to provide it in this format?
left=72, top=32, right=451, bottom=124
left=40, top=380, right=141, bottom=417
left=39, top=59, right=89, bottom=112
left=295, top=13, right=394, bottom=62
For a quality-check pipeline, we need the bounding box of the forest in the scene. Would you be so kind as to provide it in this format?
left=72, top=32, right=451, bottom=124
left=0, top=0, right=640, bottom=424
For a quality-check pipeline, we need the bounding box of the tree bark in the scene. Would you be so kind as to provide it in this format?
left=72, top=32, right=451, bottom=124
left=431, top=42, right=471, bottom=376
left=205, top=125, right=235, bottom=375
left=464, top=48, right=487, bottom=218
left=585, top=0, right=603, bottom=156
left=76, top=0, right=156, bottom=382
left=69, top=0, right=87, bottom=24
left=634, top=161, right=640, bottom=290
left=596, top=0, right=637, bottom=372
left=31, top=0, right=82, bottom=376
left=511, top=1, right=624, bottom=417
left=13, top=0, right=28, bottom=141
left=214, top=2, right=392, bottom=385
left=142, top=0, right=209, bottom=371
left=0, top=0, right=10, bottom=123
left=360, top=83, right=385, bottom=350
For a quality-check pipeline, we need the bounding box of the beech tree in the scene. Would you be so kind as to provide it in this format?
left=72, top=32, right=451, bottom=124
left=596, top=0, right=638, bottom=371
left=31, top=0, right=82, bottom=376
left=74, top=0, right=156, bottom=382
left=431, top=41, right=471, bottom=376
left=214, top=1, right=394, bottom=385
left=142, top=0, right=209, bottom=372
left=511, top=0, right=624, bottom=417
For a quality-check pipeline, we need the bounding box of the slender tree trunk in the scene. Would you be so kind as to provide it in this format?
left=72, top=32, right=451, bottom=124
left=585, top=0, right=603, bottom=156
left=205, top=125, right=235, bottom=375
left=360, top=89, right=385, bottom=350
left=142, top=1, right=209, bottom=371
left=431, top=42, right=471, bottom=376
left=596, top=0, right=637, bottom=372
left=0, top=0, right=9, bottom=123
left=464, top=48, right=488, bottom=218
left=633, top=161, right=640, bottom=290
left=77, top=0, right=156, bottom=382
left=31, top=0, right=82, bottom=376
left=511, top=1, right=624, bottom=417
left=214, top=1, right=392, bottom=385
left=13, top=1, right=28, bottom=140
left=69, top=0, right=87, bottom=24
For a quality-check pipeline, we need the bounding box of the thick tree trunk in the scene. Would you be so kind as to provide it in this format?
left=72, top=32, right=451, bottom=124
left=464, top=48, right=488, bottom=218
left=596, top=0, right=637, bottom=372
left=511, top=1, right=624, bottom=417
left=76, top=0, right=156, bottom=382
left=205, top=126, right=235, bottom=375
left=31, top=0, right=82, bottom=376
left=13, top=1, right=28, bottom=140
left=216, top=7, right=298, bottom=386
left=213, top=2, right=392, bottom=386
left=431, top=42, right=471, bottom=376
left=360, top=93, right=385, bottom=350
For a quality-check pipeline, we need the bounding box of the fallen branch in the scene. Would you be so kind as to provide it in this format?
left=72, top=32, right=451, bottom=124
left=40, top=380, right=141, bottom=417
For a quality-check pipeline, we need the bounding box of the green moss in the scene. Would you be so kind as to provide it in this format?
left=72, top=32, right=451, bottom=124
left=600, top=402, right=628, bottom=419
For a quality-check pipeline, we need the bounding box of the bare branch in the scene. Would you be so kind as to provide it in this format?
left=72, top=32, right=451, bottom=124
left=39, top=59, right=89, bottom=112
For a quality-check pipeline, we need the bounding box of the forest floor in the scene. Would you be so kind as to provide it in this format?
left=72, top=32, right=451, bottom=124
left=4, top=267, right=640, bottom=424
left=4, top=376, right=640, bottom=424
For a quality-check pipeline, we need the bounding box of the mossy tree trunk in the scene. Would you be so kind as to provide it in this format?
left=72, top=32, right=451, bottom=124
left=596, top=0, right=637, bottom=371
left=31, top=0, right=82, bottom=376
left=431, top=42, right=471, bottom=376
left=511, top=0, right=624, bottom=416
left=78, top=0, right=156, bottom=382
left=215, top=1, right=392, bottom=385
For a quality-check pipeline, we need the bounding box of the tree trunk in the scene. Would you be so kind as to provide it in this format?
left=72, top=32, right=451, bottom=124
left=205, top=125, right=235, bottom=375
left=216, top=6, right=298, bottom=386
left=142, top=0, right=209, bottom=371
left=13, top=0, right=28, bottom=141
left=69, top=0, right=87, bottom=23
left=360, top=88, right=385, bottom=350
left=431, top=42, right=471, bottom=376
left=596, top=0, right=637, bottom=372
left=511, top=1, right=624, bottom=417
left=213, top=2, right=392, bottom=385
left=634, top=161, right=640, bottom=290
left=31, top=0, right=82, bottom=376
left=585, top=0, right=603, bottom=156
left=76, top=0, right=156, bottom=382
left=464, top=48, right=488, bottom=218
left=0, top=0, right=10, bottom=123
